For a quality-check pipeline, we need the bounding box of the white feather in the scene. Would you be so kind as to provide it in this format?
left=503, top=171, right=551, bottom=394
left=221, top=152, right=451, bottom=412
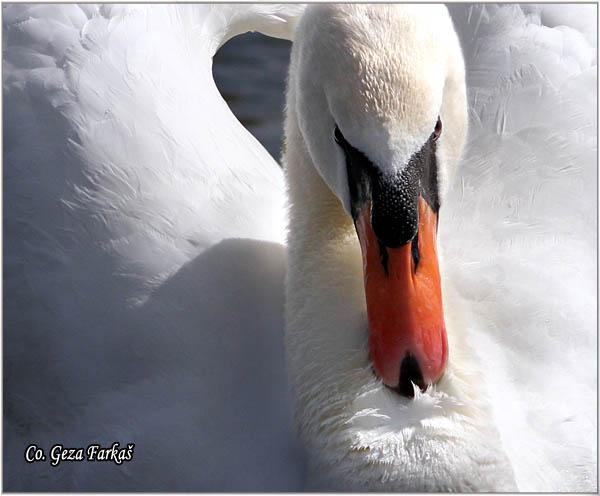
left=3, top=3, right=596, bottom=491
left=4, top=4, right=303, bottom=490
left=446, top=5, right=597, bottom=491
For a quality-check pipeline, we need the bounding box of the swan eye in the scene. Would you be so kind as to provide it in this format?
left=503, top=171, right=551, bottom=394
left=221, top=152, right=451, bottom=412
left=433, top=117, right=442, bottom=141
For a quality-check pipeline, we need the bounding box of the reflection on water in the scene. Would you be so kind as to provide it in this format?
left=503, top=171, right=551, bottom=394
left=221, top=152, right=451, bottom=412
left=213, top=32, right=292, bottom=161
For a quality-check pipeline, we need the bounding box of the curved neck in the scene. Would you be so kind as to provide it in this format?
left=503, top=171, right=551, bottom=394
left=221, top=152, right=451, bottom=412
left=283, top=75, right=516, bottom=490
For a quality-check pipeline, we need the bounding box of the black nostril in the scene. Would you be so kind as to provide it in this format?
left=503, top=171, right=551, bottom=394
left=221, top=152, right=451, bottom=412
left=411, top=231, right=420, bottom=271
left=397, top=353, right=425, bottom=398
left=377, top=239, right=389, bottom=275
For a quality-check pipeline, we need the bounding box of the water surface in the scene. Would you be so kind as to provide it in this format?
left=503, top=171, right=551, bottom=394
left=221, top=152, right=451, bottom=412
left=213, top=32, right=292, bottom=161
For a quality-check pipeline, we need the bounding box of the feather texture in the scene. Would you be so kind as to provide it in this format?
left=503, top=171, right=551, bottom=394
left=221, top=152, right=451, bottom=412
left=445, top=4, right=596, bottom=491
left=3, top=3, right=596, bottom=491
left=4, top=4, right=303, bottom=490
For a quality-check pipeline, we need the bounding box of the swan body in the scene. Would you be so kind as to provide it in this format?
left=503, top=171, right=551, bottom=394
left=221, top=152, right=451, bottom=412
left=4, top=4, right=304, bottom=490
left=3, top=3, right=596, bottom=491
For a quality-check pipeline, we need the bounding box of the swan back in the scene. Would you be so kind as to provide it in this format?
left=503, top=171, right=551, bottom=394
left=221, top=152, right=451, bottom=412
left=444, top=5, right=597, bottom=490
left=4, top=4, right=305, bottom=490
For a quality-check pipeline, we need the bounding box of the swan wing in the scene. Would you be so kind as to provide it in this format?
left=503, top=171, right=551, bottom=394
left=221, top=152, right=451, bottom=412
left=445, top=4, right=596, bottom=491
left=4, top=4, right=305, bottom=490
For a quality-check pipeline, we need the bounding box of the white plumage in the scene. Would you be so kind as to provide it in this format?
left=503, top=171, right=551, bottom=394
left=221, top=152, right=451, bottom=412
left=4, top=4, right=303, bottom=490
left=446, top=6, right=596, bottom=491
left=3, top=3, right=596, bottom=491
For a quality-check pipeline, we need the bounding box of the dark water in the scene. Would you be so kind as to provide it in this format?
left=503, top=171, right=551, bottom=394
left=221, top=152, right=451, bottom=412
left=213, top=32, right=292, bottom=161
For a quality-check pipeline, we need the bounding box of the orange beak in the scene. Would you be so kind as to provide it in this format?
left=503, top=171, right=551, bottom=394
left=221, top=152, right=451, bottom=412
left=356, top=196, right=448, bottom=397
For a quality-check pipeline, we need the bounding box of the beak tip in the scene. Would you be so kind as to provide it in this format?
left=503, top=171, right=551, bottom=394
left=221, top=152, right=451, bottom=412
left=397, top=353, right=425, bottom=397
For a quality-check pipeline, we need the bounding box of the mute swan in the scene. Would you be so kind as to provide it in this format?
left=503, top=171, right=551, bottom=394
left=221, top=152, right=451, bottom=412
left=3, top=3, right=596, bottom=492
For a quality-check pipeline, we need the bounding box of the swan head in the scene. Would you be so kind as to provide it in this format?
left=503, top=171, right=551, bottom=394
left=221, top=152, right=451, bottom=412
left=292, top=4, right=467, bottom=395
